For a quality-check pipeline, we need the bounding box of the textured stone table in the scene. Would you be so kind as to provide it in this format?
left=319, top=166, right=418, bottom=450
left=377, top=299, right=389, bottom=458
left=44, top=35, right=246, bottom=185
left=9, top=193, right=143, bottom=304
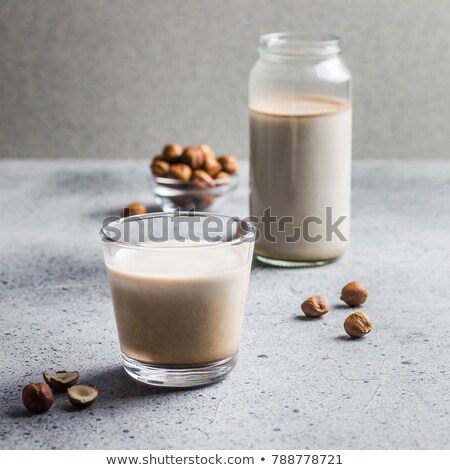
left=1, top=160, right=449, bottom=450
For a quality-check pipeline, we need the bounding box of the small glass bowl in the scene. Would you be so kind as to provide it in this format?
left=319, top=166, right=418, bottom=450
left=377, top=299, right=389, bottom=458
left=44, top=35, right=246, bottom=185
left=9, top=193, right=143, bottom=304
left=153, top=174, right=239, bottom=212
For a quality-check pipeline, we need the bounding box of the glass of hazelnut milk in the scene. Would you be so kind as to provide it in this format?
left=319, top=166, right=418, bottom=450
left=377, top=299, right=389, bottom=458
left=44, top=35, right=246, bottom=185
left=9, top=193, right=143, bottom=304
left=101, top=212, right=255, bottom=388
left=249, top=33, right=352, bottom=267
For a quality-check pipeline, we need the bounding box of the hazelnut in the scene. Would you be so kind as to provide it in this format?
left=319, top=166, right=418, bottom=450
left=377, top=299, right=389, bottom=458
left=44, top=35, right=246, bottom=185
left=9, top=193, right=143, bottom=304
left=217, top=155, right=238, bottom=174
left=151, top=158, right=170, bottom=177
left=181, top=146, right=205, bottom=169
left=22, top=383, right=54, bottom=413
left=194, top=193, right=215, bottom=211
left=67, top=384, right=98, bottom=408
left=199, top=144, right=216, bottom=161
left=192, top=169, right=214, bottom=188
left=202, top=157, right=222, bottom=178
left=43, top=371, right=79, bottom=392
left=171, top=195, right=195, bottom=210
left=162, top=143, right=183, bottom=163
left=301, top=296, right=330, bottom=318
left=340, top=281, right=368, bottom=307
left=167, top=163, right=192, bottom=181
left=344, top=311, right=372, bottom=338
left=124, top=202, right=147, bottom=217
left=215, top=171, right=230, bottom=180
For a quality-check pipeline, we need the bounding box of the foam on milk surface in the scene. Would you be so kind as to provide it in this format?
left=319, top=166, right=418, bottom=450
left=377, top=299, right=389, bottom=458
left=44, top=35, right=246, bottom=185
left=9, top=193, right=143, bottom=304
left=108, top=240, right=243, bottom=278
left=250, top=95, right=349, bottom=117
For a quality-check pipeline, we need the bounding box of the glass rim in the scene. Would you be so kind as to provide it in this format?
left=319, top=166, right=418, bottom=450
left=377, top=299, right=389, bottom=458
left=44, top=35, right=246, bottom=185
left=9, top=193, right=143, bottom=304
left=260, top=32, right=341, bottom=57
left=154, top=173, right=238, bottom=186
left=100, top=211, right=257, bottom=250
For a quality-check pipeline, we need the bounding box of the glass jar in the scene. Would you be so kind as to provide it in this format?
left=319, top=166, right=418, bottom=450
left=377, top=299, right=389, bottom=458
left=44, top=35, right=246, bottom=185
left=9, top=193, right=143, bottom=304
left=249, top=33, right=352, bottom=267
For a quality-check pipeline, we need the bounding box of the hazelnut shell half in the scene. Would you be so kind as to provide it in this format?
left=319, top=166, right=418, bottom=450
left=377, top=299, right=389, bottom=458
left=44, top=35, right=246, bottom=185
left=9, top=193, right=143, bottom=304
left=67, top=384, right=98, bottom=408
left=43, top=371, right=79, bottom=392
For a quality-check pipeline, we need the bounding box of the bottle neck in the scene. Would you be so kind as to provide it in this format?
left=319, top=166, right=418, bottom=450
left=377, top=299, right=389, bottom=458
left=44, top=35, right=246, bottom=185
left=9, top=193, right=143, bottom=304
left=259, top=32, right=342, bottom=61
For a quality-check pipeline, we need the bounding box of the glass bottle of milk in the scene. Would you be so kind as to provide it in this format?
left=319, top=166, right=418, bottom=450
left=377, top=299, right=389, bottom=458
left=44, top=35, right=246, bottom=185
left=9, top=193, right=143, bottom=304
left=249, top=33, right=352, bottom=267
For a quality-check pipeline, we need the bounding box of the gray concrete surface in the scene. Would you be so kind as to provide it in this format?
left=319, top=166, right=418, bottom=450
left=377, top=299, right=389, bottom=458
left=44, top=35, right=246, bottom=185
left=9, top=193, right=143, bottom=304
left=1, top=0, right=450, bottom=161
left=0, top=160, right=449, bottom=450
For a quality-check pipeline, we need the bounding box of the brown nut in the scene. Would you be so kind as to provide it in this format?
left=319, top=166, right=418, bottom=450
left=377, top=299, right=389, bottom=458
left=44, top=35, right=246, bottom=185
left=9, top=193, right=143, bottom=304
left=215, top=171, right=231, bottom=180
left=199, top=144, right=215, bottom=161
left=301, top=296, right=330, bottom=318
left=162, top=143, right=183, bottom=163
left=192, top=169, right=214, bottom=188
left=151, top=158, right=170, bottom=177
left=67, top=384, right=98, bottom=408
left=43, top=371, right=79, bottom=392
left=181, top=146, right=205, bottom=169
left=194, top=193, right=215, bottom=211
left=171, top=195, right=195, bottom=210
left=124, top=202, right=147, bottom=217
left=167, top=163, right=192, bottom=181
left=22, top=383, right=54, bottom=413
left=202, top=157, right=222, bottom=178
left=344, top=311, right=372, bottom=338
left=340, top=281, right=368, bottom=307
left=217, top=155, right=238, bottom=174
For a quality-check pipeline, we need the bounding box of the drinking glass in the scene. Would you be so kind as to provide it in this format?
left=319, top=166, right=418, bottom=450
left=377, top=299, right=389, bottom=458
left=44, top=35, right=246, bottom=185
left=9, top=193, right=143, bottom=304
left=100, top=212, right=255, bottom=388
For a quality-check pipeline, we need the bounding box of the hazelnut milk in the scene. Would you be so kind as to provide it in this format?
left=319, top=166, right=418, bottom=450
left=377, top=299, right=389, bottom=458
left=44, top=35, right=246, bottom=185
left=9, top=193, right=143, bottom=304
left=249, top=95, right=352, bottom=262
left=105, top=241, right=251, bottom=366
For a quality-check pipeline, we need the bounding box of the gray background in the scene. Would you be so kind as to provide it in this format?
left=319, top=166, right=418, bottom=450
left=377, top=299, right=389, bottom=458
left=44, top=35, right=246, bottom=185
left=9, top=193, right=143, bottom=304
left=1, top=0, right=449, bottom=161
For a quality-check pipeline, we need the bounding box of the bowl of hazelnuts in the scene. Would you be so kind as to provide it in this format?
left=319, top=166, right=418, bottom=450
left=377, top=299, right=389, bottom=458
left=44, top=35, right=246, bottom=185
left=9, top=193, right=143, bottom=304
left=150, top=143, right=239, bottom=211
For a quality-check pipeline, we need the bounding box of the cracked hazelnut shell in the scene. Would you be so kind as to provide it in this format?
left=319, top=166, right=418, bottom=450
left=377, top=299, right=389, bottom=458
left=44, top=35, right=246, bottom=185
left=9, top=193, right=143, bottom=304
left=67, top=384, right=98, bottom=408
left=43, top=371, right=79, bottom=392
